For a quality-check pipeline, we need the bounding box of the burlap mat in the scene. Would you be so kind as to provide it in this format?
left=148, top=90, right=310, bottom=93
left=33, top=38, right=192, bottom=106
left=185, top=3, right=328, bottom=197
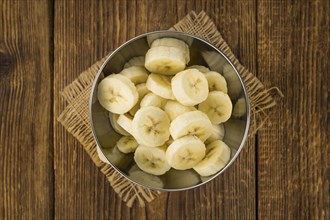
left=58, top=11, right=281, bottom=208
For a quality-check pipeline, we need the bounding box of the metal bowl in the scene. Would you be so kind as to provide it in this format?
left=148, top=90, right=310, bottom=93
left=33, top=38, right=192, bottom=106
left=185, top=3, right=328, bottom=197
left=89, top=30, right=250, bottom=191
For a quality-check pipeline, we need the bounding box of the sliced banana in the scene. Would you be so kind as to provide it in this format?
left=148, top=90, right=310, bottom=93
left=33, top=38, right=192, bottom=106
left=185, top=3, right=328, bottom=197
left=171, top=69, right=209, bottom=106
left=169, top=111, right=212, bottom=142
left=232, top=97, right=247, bottom=118
left=132, top=106, right=170, bottom=147
left=193, top=140, right=231, bottom=176
left=151, top=38, right=190, bottom=63
left=128, top=165, right=164, bottom=188
left=146, top=73, right=175, bottom=100
left=198, top=91, right=232, bottom=124
left=116, top=136, right=139, bottom=153
left=186, top=65, right=210, bottom=73
left=120, top=66, right=149, bottom=84
left=206, top=124, right=225, bottom=144
left=128, top=83, right=149, bottom=116
left=117, top=114, right=134, bottom=135
left=109, top=112, right=130, bottom=136
left=97, top=74, right=138, bottom=114
left=134, top=145, right=171, bottom=175
left=123, top=56, right=145, bottom=69
left=166, top=135, right=206, bottom=170
left=140, top=92, right=167, bottom=108
left=204, top=71, right=228, bottom=93
left=145, top=46, right=186, bottom=75
left=163, top=100, right=196, bottom=121
left=165, top=169, right=200, bottom=188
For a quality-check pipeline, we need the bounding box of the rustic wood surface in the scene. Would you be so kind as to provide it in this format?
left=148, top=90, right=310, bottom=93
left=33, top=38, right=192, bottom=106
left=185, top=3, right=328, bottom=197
left=0, top=0, right=328, bottom=219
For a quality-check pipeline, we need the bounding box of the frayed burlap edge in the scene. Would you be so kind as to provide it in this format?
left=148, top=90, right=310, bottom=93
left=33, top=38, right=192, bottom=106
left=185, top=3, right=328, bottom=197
left=58, top=10, right=282, bottom=208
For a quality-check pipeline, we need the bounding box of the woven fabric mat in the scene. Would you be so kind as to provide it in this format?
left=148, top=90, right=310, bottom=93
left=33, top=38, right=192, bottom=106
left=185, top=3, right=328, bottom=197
left=58, top=11, right=280, bottom=208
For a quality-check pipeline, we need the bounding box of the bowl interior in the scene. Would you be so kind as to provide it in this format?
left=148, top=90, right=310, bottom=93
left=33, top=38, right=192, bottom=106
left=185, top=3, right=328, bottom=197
left=89, top=31, right=250, bottom=191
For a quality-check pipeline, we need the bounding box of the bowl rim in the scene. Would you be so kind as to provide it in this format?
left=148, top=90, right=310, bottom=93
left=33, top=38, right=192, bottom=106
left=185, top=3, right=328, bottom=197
left=89, top=30, right=250, bottom=192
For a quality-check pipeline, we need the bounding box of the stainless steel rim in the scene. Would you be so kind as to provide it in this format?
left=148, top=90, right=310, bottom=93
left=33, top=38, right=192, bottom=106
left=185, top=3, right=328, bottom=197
left=88, top=30, right=250, bottom=192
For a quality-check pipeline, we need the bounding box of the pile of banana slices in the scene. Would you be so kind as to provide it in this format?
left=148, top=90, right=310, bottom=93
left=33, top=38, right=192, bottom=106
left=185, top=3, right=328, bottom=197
left=97, top=37, right=234, bottom=186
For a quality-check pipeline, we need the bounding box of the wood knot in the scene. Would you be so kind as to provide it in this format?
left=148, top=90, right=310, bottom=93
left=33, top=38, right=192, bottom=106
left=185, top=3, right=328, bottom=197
left=0, top=47, right=12, bottom=77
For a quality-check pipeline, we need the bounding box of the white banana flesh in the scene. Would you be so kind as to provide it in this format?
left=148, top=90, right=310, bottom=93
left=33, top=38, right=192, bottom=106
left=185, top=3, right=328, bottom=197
left=169, top=111, right=212, bottom=142
left=140, top=92, right=167, bottom=109
left=116, top=136, right=139, bottom=153
left=198, top=91, right=232, bottom=124
left=109, top=112, right=130, bottom=136
left=163, top=100, right=196, bottom=121
left=132, top=106, right=170, bottom=147
left=128, top=83, right=149, bottom=116
left=97, top=74, right=138, bottom=114
left=204, top=71, right=228, bottom=93
left=117, top=114, right=134, bottom=135
left=193, top=140, right=231, bottom=176
left=145, top=46, right=186, bottom=75
left=120, top=66, right=149, bottom=84
left=186, top=65, right=210, bottom=73
left=134, top=145, right=171, bottom=175
left=124, top=56, right=145, bottom=69
left=146, top=73, right=175, bottom=100
left=206, top=123, right=225, bottom=144
left=151, top=38, right=190, bottom=63
left=171, top=69, right=209, bottom=106
left=166, top=135, right=206, bottom=170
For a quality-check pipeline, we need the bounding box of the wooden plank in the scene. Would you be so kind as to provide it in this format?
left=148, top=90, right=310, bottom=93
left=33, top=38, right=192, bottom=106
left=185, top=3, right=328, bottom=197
left=53, top=0, right=149, bottom=219
left=257, top=0, right=329, bottom=219
left=0, top=0, right=54, bottom=219
left=54, top=0, right=257, bottom=219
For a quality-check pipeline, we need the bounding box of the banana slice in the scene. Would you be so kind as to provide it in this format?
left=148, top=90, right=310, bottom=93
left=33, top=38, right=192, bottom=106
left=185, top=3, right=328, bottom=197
left=128, top=83, right=149, bottom=116
left=145, top=46, right=186, bottom=75
left=204, top=71, right=228, bottom=93
left=132, top=106, right=170, bottom=147
left=120, top=66, right=149, bottom=84
left=166, top=135, right=206, bottom=170
left=134, top=145, right=171, bottom=175
left=123, top=56, right=145, bottom=69
left=128, top=165, right=164, bottom=188
left=116, top=136, right=139, bottom=153
left=186, top=65, right=210, bottom=73
left=169, top=111, right=212, bottom=142
left=140, top=92, right=167, bottom=108
left=193, top=140, right=231, bottom=176
left=165, top=169, right=200, bottom=188
left=117, top=114, right=134, bottom=135
left=163, top=100, right=196, bottom=121
left=151, top=38, right=190, bottom=63
left=171, top=69, right=209, bottom=106
left=198, top=91, right=232, bottom=124
left=97, top=74, right=138, bottom=114
left=146, top=73, right=175, bottom=100
left=206, top=124, right=225, bottom=143
left=232, top=97, right=247, bottom=118
left=109, top=112, right=130, bottom=136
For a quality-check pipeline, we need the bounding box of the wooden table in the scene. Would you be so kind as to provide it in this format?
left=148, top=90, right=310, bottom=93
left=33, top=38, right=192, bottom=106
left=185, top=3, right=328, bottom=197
left=0, top=0, right=329, bottom=219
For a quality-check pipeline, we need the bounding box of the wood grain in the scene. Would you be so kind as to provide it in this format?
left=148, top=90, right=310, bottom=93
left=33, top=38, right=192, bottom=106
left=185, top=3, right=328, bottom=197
left=0, top=0, right=53, bottom=219
left=1, top=0, right=329, bottom=219
left=257, top=0, right=329, bottom=219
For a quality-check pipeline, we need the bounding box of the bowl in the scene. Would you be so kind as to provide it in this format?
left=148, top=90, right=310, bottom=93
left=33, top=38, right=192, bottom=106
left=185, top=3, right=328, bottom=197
left=89, top=30, right=250, bottom=191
